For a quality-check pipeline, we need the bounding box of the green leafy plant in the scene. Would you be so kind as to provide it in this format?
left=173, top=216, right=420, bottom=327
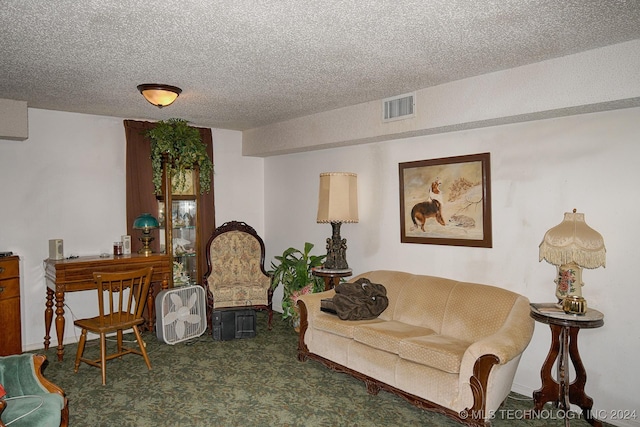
left=146, top=118, right=214, bottom=195
left=269, top=242, right=326, bottom=321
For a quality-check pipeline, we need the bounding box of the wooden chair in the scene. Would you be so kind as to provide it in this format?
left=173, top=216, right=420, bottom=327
left=203, top=221, right=273, bottom=330
left=73, top=267, right=153, bottom=385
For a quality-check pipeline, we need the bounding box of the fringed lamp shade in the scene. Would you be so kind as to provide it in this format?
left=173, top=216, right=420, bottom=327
left=317, top=172, right=358, bottom=270
left=539, top=209, right=605, bottom=303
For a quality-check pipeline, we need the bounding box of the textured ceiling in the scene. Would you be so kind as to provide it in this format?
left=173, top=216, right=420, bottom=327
left=1, top=1, right=639, bottom=131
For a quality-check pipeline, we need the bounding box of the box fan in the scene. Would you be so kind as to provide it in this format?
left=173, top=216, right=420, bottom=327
left=156, top=285, right=206, bottom=344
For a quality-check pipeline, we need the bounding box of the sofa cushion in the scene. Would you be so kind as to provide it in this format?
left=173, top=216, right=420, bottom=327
left=399, top=334, right=471, bottom=374
left=314, top=312, right=384, bottom=339
left=353, top=321, right=435, bottom=354
left=213, top=283, right=269, bottom=307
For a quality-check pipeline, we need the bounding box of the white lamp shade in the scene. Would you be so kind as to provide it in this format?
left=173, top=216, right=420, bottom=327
left=317, top=172, right=358, bottom=223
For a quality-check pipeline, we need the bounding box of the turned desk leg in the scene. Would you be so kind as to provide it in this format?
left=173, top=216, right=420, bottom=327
left=144, top=276, right=168, bottom=332
left=145, top=286, right=154, bottom=332
left=55, top=289, right=66, bottom=361
left=44, top=287, right=54, bottom=350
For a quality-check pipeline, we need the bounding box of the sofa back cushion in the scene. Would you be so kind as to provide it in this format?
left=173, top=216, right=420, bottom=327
left=350, top=271, right=523, bottom=342
left=441, top=281, right=520, bottom=342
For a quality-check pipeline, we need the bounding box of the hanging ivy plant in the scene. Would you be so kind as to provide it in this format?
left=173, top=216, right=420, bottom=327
left=146, top=118, right=214, bottom=195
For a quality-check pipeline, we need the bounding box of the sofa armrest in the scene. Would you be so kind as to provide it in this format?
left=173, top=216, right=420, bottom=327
left=464, top=296, right=534, bottom=366
left=297, top=289, right=335, bottom=323
left=454, top=296, right=534, bottom=418
left=32, top=355, right=65, bottom=398
left=296, top=290, right=335, bottom=360
left=458, top=296, right=534, bottom=396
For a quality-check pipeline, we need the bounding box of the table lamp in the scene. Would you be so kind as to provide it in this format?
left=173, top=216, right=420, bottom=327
left=133, top=213, right=160, bottom=256
left=539, top=209, right=606, bottom=312
left=317, top=172, right=358, bottom=270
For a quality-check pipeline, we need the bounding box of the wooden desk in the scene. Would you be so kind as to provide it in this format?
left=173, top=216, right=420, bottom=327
left=529, top=303, right=604, bottom=427
left=44, top=254, right=171, bottom=361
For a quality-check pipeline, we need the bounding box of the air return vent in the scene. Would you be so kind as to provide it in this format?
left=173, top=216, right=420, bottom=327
left=382, top=92, right=415, bottom=122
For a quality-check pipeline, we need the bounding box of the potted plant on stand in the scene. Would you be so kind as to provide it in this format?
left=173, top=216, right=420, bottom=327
left=269, top=242, right=326, bottom=330
left=146, top=118, right=214, bottom=196
left=145, top=118, right=214, bottom=285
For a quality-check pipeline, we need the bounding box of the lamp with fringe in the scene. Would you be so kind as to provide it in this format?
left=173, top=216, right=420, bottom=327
left=539, top=209, right=605, bottom=313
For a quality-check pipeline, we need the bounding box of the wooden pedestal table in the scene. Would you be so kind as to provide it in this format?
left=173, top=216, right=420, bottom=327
left=529, top=303, right=604, bottom=427
left=44, top=254, right=171, bottom=361
left=312, top=268, right=352, bottom=291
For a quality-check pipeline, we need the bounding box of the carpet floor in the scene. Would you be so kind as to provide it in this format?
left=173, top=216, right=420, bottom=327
left=33, top=312, right=609, bottom=427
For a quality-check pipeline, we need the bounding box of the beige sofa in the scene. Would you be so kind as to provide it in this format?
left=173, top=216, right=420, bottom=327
left=296, top=270, right=534, bottom=426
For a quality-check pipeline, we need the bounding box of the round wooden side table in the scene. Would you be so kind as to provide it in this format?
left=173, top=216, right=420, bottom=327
left=312, top=268, right=352, bottom=291
left=529, top=303, right=604, bottom=427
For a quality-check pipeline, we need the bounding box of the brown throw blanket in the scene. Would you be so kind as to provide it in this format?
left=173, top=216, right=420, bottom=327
left=331, top=278, right=388, bottom=320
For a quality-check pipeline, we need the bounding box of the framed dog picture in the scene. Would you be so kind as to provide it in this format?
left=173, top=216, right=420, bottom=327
left=399, top=152, right=492, bottom=247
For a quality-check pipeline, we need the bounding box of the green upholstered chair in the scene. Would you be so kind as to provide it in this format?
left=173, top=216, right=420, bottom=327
left=0, top=354, right=68, bottom=427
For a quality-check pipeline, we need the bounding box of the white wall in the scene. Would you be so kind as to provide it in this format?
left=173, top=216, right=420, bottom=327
left=210, top=127, right=265, bottom=235
left=1, top=104, right=638, bottom=425
left=0, top=109, right=259, bottom=352
left=0, top=109, right=128, bottom=349
left=264, top=107, right=640, bottom=425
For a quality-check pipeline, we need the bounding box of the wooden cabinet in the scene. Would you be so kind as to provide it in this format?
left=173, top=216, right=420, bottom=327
left=0, top=255, right=22, bottom=355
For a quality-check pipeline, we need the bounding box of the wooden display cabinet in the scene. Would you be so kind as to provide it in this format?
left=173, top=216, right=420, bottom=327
left=158, top=163, right=203, bottom=286
left=0, top=255, right=22, bottom=355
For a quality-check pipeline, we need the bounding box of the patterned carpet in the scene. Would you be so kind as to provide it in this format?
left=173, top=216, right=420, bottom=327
left=34, top=312, right=608, bottom=427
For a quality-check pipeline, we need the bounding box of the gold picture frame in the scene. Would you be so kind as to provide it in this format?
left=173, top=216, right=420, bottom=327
left=399, top=152, right=492, bottom=247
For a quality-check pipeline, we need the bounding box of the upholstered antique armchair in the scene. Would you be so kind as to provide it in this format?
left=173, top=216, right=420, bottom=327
left=203, top=221, right=273, bottom=330
left=0, top=354, right=69, bottom=427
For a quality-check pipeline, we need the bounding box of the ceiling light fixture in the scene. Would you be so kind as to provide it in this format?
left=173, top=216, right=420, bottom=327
left=137, top=84, right=182, bottom=108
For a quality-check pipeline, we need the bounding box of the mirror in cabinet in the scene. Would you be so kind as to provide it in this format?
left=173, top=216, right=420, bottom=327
left=158, top=168, right=202, bottom=286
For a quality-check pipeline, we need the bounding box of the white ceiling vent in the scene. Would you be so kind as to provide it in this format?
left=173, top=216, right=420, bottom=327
left=382, top=92, right=415, bottom=122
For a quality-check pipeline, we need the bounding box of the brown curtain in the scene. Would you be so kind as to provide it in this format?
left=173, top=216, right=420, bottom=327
left=124, top=120, right=216, bottom=283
